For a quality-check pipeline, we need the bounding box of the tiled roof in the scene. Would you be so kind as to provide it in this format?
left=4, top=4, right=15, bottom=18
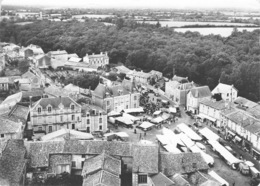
left=115, top=66, right=131, bottom=74
left=82, top=170, right=120, bottom=186
left=81, top=104, right=106, bottom=115
left=151, top=172, right=175, bottom=186
left=212, top=83, right=237, bottom=93
left=0, top=116, right=22, bottom=134
left=21, top=89, right=44, bottom=98
left=159, top=152, right=209, bottom=176
left=0, top=140, right=27, bottom=185
left=188, top=171, right=220, bottom=186
left=234, top=96, right=258, bottom=109
left=127, top=70, right=151, bottom=79
left=44, top=85, right=74, bottom=97
left=170, top=174, right=190, bottom=186
left=93, top=83, right=107, bottom=98
left=0, top=77, right=9, bottom=84
left=32, top=96, right=80, bottom=110
left=27, top=140, right=132, bottom=167
left=82, top=152, right=121, bottom=177
left=247, top=105, right=260, bottom=120
left=190, top=86, right=212, bottom=98
left=200, top=100, right=226, bottom=110
left=7, top=104, right=29, bottom=123
left=132, top=144, right=158, bottom=174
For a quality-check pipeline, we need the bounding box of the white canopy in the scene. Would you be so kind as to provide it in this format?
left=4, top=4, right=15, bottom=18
left=122, top=113, right=140, bottom=122
left=108, top=111, right=121, bottom=117
left=208, top=140, right=242, bottom=165
left=153, top=110, right=162, bottom=115
left=115, top=117, right=133, bottom=125
left=164, top=144, right=181, bottom=154
left=116, top=132, right=129, bottom=138
left=208, top=170, right=229, bottom=186
left=123, top=107, right=144, bottom=113
left=169, top=107, right=177, bottom=113
left=156, top=135, right=170, bottom=146
left=139, top=122, right=154, bottom=130
left=152, top=117, right=164, bottom=123
left=162, top=113, right=170, bottom=120
left=178, top=133, right=195, bottom=148
left=199, top=127, right=220, bottom=141
left=177, top=123, right=202, bottom=141
left=245, top=161, right=254, bottom=167
left=162, top=128, right=184, bottom=147
left=196, top=142, right=206, bottom=150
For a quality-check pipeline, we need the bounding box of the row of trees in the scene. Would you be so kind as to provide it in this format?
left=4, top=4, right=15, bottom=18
left=0, top=19, right=260, bottom=101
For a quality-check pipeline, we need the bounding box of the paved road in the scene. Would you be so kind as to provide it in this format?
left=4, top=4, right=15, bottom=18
left=108, top=106, right=252, bottom=186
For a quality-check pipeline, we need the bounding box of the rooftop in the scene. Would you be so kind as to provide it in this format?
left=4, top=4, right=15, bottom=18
left=199, top=100, right=227, bottom=110
left=189, top=86, right=212, bottom=99
left=82, top=170, right=120, bottom=186
left=234, top=96, right=258, bottom=109
left=212, top=83, right=237, bottom=94
left=0, top=117, right=22, bottom=135
left=150, top=172, right=175, bottom=186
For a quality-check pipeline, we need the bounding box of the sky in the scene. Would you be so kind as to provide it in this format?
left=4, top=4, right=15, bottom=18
left=2, top=0, right=260, bottom=10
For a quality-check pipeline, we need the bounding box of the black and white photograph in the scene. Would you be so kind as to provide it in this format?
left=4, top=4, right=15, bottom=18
left=0, top=0, right=260, bottom=185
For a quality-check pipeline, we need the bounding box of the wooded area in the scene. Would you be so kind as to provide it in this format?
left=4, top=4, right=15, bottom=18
left=0, top=19, right=260, bottom=101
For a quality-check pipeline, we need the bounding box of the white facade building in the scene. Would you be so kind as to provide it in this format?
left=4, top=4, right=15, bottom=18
left=212, top=83, right=238, bottom=102
left=83, top=52, right=109, bottom=66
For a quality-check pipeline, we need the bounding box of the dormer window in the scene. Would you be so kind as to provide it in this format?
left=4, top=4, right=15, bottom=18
left=47, top=106, right=52, bottom=113
left=71, top=104, right=75, bottom=110
left=38, top=107, right=42, bottom=114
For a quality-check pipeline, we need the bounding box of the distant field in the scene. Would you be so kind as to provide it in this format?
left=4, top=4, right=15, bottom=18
left=15, top=22, right=34, bottom=25
left=139, top=20, right=257, bottom=27
left=72, top=14, right=115, bottom=19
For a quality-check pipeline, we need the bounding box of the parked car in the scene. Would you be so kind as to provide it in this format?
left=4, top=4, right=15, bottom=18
left=239, top=162, right=250, bottom=175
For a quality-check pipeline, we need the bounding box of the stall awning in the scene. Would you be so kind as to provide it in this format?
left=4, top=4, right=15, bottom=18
left=123, top=107, right=144, bottom=113
left=199, top=127, right=220, bottom=141
left=234, top=135, right=242, bottom=142
left=169, top=107, right=177, bottom=113
left=139, top=122, right=154, bottom=130
left=156, top=135, right=169, bottom=146
left=164, top=144, right=181, bottom=154
left=108, top=111, right=121, bottom=117
left=198, top=113, right=216, bottom=122
left=227, top=130, right=235, bottom=136
left=152, top=117, right=164, bottom=123
left=115, top=117, right=133, bottom=125
left=153, top=110, right=162, bottom=115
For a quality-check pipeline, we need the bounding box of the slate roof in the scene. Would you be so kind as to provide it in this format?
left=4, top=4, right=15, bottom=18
left=7, top=104, right=29, bottom=123
left=115, top=65, right=131, bottom=74
left=44, top=85, right=74, bottom=98
left=212, top=83, right=237, bottom=94
left=160, top=152, right=209, bottom=176
left=32, top=96, right=79, bottom=110
left=247, top=105, right=260, bottom=120
left=150, top=172, right=175, bottom=186
left=132, top=144, right=158, bottom=174
left=170, top=174, right=190, bottom=186
left=27, top=140, right=132, bottom=167
left=82, top=170, right=120, bottom=186
left=199, top=100, right=226, bottom=110
left=21, top=89, right=44, bottom=98
left=234, top=96, right=258, bottom=109
left=0, top=140, right=27, bottom=186
left=81, top=104, right=106, bottom=116
left=0, top=117, right=22, bottom=134
left=189, top=86, right=212, bottom=99
left=188, top=171, right=220, bottom=186
left=82, top=152, right=121, bottom=177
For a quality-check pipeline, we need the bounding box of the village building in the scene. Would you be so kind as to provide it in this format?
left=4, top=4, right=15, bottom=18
left=81, top=104, right=108, bottom=133
left=126, top=70, right=152, bottom=85
left=82, top=152, right=121, bottom=186
left=92, top=79, right=140, bottom=113
left=221, top=108, right=260, bottom=160
left=0, top=53, right=6, bottom=73
left=212, top=83, right=238, bottom=102
left=29, top=96, right=82, bottom=134
left=23, top=44, right=44, bottom=58
left=0, top=117, right=24, bottom=139
left=22, top=69, right=43, bottom=89
left=199, top=99, right=228, bottom=127
left=34, top=54, right=51, bottom=69
left=48, top=50, right=68, bottom=61
left=114, top=65, right=132, bottom=74
left=0, top=140, right=27, bottom=186
left=0, top=77, right=9, bottom=92
left=149, top=70, right=163, bottom=81
left=83, top=52, right=109, bottom=66
left=165, top=76, right=195, bottom=106
left=187, top=86, right=212, bottom=114
left=234, top=96, right=258, bottom=110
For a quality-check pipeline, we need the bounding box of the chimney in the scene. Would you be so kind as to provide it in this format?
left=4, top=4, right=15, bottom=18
left=92, top=53, right=94, bottom=55
left=100, top=52, right=103, bottom=55
left=195, top=90, right=199, bottom=98
left=105, top=52, right=108, bottom=56
left=29, top=96, right=32, bottom=107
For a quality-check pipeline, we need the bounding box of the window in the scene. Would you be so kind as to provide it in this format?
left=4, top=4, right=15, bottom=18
left=107, top=100, right=110, bottom=106
left=71, top=105, right=75, bottom=110
left=81, top=161, right=84, bottom=168
left=72, top=161, right=76, bottom=168
left=49, top=126, right=52, bottom=133
left=87, top=113, right=90, bottom=117
left=126, top=105, right=128, bottom=109
left=39, top=127, right=42, bottom=131
left=82, top=155, right=85, bottom=158
left=38, top=107, right=42, bottom=114
left=60, top=116, right=63, bottom=122
left=87, top=127, right=90, bottom=133
left=87, top=119, right=90, bottom=124
left=227, top=93, right=229, bottom=96
left=47, top=106, right=52, bottom=113
left=1, top=134, right=4, bottom=138
left=78, top=117, right=80, bottom=121
left=99, top=118, right=102, bottom=123
left=71, top=115, right=75, bottom=121
left=72, top=124, right=75, bottom=129
left=99, top=113, right=102, bottom=116
left=99, top=126, right=102, bottom=130
left=138, top=175, right=147, bottom=184
left=134, top=104, right=136, bottom=108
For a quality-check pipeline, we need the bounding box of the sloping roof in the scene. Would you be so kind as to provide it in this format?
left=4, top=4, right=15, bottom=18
left=82, top=152, right=121, bottom=177
left=0, top=117, right=22, bottom=135
left=172, top=75, right=188, bottom=83
left=7, top=104, right=29, bottom=123
left=212, top=83, right=237, bottom=94
left=1, top=92, right=22, bottom=106
left=199, top=100, right=226, bottom=110
left=67, top=53, right=79, bottom=58
left=21, top=89, right=44, bottom=98
left=151, top=172, right=175, bottom=186
left=27, top=140, right=132, bottom=167
left=248, top=105, right=260, bottom=120
left=0, top=77, right=9, bottom=84
left=32, top=96, right=80, bottom=110
left=68, top=57, right=82, bottom=63
left=170, top=174, right=190, bottom=186
left=40, top=129, right=94, bottom=141
left=44, top=85, right=74, bottom=98
left=127, top=70, right=151, bottom=79
left=234, top=96, right=258, bottom=109
left=159, top=152, right=209, bottom=176
left=190, top=86, right=212, bottom=99
left=115, top=65, right=131, bottom=74
left=48, top=50, right=68, bottom=56
left=132, top=144, right=158, bottom=174
left=0, top=140, right=27, bottom=185
left=81, top=104, right=106, bottom=116
left=93, top=83, right=107, bottom=98
left=82, top=170, right=120, bottom=186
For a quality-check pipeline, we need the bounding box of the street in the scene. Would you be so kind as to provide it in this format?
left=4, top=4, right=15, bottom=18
left=108, top=106, right=253, bottom=186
